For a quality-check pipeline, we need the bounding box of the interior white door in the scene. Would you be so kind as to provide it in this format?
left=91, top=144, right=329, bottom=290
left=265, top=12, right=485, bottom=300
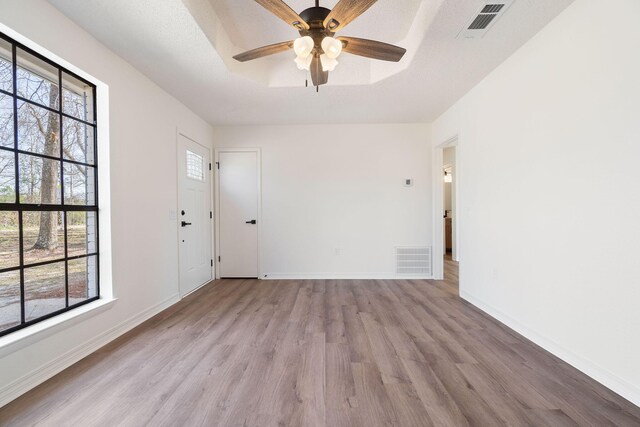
left=178, top=134, right=212, bottom=296
left=218, top=151, right=259, bottom=278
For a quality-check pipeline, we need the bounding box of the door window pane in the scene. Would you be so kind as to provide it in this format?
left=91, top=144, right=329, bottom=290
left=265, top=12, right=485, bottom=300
left=0, top=211, right=19, bottom=269
left=17, top=100, right=60, bottom=156
left=0, top=271, right=20, bottom=332
left=22, top=211, right=65, bottom=265
left=19, top=154, right=61, bottom=204
left=16, top=48, right=59, bottom=109
left=0, top=93, right=14, bottom=148
left=24, top=261, right=65, bottom=322
left=186, top=150, right=204, bottom=181
left=62, top=117, right=94, bottom=164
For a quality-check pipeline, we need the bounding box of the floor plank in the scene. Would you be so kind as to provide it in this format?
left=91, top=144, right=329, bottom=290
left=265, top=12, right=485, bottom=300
left=1, top=258, right=639, bottom=426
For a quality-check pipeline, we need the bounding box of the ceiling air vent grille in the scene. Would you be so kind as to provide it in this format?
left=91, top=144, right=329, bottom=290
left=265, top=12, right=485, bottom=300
left=396, top=246, right=432, bottom=276
left=468, top=14, right=497, bottom=30
left=458, top=1, right=513, bottom=39
left=481, top=4, right=505, bottom=14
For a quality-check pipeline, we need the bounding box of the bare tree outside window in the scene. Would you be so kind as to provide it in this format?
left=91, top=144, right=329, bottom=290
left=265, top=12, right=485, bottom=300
left=0, top=34, right=99, bottom=336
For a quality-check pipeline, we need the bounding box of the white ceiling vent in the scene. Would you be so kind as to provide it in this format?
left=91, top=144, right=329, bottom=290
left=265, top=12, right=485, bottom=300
left=396, top=246, right=432, bottom=276
left=458, top=1, right=513, bottom=39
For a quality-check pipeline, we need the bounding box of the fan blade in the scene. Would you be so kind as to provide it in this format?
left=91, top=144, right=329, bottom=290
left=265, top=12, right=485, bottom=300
left=310, top=55, right=328, bottom=86
left=233, top=41, right=294, bottom=62
left=324, top=0, right=377, bottom=32
left=255, top=0, right=309, bottom=30
left=338, top=37, right=406, bottom=62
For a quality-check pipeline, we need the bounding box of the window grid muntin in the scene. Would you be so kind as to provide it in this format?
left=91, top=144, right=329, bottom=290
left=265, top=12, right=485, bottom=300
left=0, top=146, right=96, bottom=168
left=0, top=31, right=99, bottom=338
left=0, top=88, right=97, bottom=128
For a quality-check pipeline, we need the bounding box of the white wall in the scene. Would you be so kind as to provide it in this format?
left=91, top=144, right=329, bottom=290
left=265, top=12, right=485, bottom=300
left=431, top=0, right=640, bottom=405
left=0, top=0, right=214, bottom=405
left=213, top=124, right=432, bottom=278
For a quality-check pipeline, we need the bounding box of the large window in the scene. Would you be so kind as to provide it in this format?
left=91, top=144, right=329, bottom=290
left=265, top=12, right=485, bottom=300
left=0, top=32, right=99, bottom=337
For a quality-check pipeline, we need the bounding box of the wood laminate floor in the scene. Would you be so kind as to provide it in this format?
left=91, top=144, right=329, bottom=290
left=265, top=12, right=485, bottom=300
left=1, top=258, right=639, bottom=426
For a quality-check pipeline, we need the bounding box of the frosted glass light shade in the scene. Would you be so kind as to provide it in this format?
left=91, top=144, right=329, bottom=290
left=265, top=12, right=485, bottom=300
left=293, top=36, right=314, bottom=58
left=294, top=55, right=312, bottom=70
left=320, top=54, right=338, bottom=72
left=321, top=37, right=342, bottom=59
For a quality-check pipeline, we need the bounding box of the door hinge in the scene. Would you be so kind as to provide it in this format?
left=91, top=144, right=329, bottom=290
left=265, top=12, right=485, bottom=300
left=209, top=163, right=212, bottom=171
left=211, top=259, right=213, bottom=267
left=210, top=211, right=212, bottom=219
left=216, top=162, right=219, bottom=169
left=218, top=256, right=221, bottom=262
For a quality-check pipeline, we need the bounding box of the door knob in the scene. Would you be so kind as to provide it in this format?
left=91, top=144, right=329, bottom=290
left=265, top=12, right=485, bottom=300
left=181, top=221, right=192, bottom=227
left=245, top=220, right=257, bottom=224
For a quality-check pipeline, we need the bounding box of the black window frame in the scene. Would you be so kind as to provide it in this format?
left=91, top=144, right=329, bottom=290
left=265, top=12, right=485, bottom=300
left=0, top=31, right=100, bottom=338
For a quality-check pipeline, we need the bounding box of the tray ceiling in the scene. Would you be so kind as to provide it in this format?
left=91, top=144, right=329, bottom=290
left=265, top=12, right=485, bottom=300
left=48, top=0, right=574, bottom=125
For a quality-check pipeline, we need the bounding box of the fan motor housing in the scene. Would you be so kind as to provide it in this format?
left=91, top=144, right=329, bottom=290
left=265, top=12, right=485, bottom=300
left=299, top=7, right=331, bottom=29
left=298, top=7, right=334, bottom=50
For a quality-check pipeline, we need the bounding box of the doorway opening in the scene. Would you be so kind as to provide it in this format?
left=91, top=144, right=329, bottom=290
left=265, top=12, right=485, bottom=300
left=442, top=146, right=458, bottom=289
left=443, top=147, right=456, bottom=260
left=433, top=137, right=459, bottom=283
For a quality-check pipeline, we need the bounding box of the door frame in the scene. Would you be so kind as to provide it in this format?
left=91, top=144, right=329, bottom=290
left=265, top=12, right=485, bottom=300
left=214, top=147, right=262, bottom=280
left=432, top=135, right=459, bottom=280
left=176, top=129, right=215, bottom=297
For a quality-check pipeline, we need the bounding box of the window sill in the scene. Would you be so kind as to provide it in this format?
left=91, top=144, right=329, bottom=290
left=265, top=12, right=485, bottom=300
left=0, top=297, right=117, bottom=358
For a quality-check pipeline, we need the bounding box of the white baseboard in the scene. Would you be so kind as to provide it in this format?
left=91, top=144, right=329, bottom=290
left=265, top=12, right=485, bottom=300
left=0, top=293, right=180, bottom=408
left=461, top=290, right=640, bottom=407
left=263, top=273, right=434, bottom=280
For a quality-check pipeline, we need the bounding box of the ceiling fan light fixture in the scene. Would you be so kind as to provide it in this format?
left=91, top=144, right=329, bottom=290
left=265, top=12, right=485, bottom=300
left=294, top=54, right=312, bottom=71
left=233, top=0, right=408, bottom=88
left=293, top=36, right=314, bottom=58
left=320, top=54, right=338, bottom=72
left=321, top=36, right=342, bottom=59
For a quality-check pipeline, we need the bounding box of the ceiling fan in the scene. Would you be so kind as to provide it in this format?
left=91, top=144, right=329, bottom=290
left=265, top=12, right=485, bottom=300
left=232, top=0, right=407, bottom=88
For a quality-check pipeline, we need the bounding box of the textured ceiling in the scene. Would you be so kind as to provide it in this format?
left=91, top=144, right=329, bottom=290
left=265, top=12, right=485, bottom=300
left=48, top=0, right=574, bottom=125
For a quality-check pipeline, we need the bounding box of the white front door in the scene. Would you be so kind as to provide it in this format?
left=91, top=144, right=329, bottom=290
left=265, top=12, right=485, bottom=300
left=218, top=151, right=259, bottom=278
left=178, top=134, right=212, bottom=296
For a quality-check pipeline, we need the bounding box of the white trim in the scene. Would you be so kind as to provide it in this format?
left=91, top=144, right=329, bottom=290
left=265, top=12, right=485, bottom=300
left=180, top=280, right=212, bottom=298
left=0, top=23, right=101, bottom=87
left=214, top=148, right=262, bottom=280
left=0, top=293, right=179, bottom=409
left=0, top=298, right=117, bottom=358
left=461, top=291, right=640, bottom=407
left=263, top=273, right=434, bottom=280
